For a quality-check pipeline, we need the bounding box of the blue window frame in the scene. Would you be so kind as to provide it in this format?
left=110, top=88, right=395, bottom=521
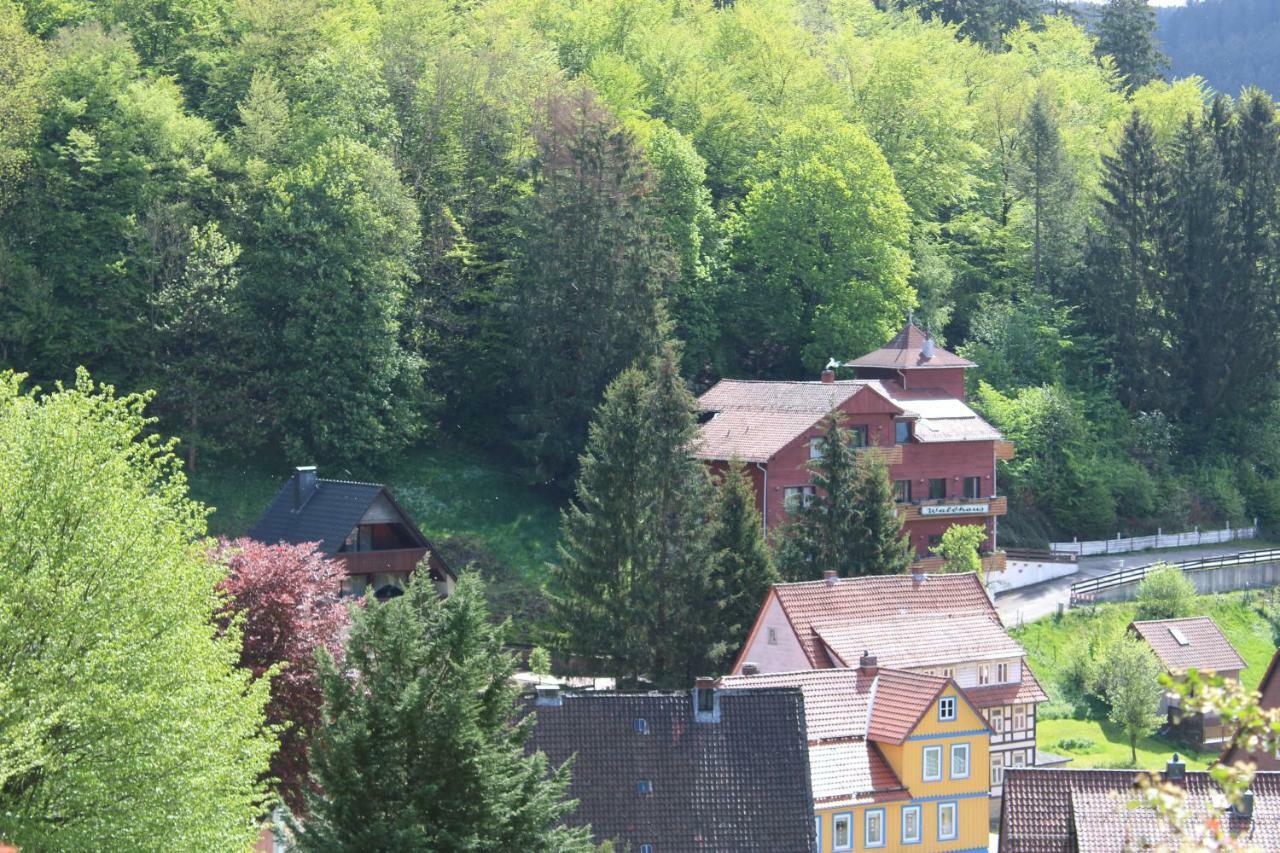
left=864, top=808, right=886, bottom=849
left=937, top=801, right=958, bottom=841
left=950, top=742, right=971, bottom=780
left=901, top=805, right=922, bottom=845
left=832, top=811, right=853, bottom=851
left=813, top=816, right=821, bottom=853
left=640, top=846, right=653, bottom=853
left=636, top=780, right=652, bottom=794
left=938, top=696, right=957, bottom=721
left=922, top=745, right=943, bottom=782
left=634, top=718, right=648, bottom=734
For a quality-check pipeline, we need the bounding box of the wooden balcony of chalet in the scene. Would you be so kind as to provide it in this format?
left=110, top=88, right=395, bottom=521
left=896, top=495, right=1008, bottom=522
left=332, top=547, right=433, bottom=576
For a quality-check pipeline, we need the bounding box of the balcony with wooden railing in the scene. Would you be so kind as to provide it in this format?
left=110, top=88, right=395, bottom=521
left=856, top=444, right=904, bottom=465
left=995, top=441, right=1016, bottom=461
left=910, top=550, right=1006, bottom=574
left=897, top=495, right=1008, bottom=522
left=332, top=547, right=432, bottom=576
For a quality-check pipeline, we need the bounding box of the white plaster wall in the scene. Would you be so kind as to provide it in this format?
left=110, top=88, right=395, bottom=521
left=987, top=559, right=1077, bottom=593
left=736, top=595, right=811, bottom=674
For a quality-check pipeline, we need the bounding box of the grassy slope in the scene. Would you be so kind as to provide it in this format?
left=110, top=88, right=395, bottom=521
left=1012, top=592, right=1277, bottom=769
left=187, top=443, right=564, bottom=583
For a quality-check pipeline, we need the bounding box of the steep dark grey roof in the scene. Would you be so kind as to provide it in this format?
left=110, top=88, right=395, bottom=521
left=523, top=689, right=815, bottom=852
left=248, top=474, right=426, bottom=555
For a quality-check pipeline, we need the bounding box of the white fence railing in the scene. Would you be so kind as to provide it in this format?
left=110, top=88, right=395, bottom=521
left=1050, top=522, right=1258, bottom=557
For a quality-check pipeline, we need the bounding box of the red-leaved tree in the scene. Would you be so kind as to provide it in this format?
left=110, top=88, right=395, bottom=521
left=215, top=538, right=349, bottom=813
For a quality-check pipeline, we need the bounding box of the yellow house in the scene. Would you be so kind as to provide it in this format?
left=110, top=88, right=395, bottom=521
left=722, top=652, right=990, bottom=852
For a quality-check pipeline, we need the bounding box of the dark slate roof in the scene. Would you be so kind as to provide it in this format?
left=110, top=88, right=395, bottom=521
left=999, top=767, right=1280, bottom=852
left=523, top=689, right=816, bottom=852
left=250, top=474, right=416, bottom=554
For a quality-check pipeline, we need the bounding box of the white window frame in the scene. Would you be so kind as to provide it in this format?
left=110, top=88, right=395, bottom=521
left=950, top=743, right=971, bottom=780
left=1013, top=704, right=1027, bottom=732
left=997, top=662, right=1009, bottom=682
left=938, top=696, right=957, bottom=722
left=978, top=665, right=991, bottom=685
left=783, top=486, right=815, bottom=513
left=938, top=801, right=959, bottom=842
left=810, top=437, right=826, bottom=459
left=864, top=808, right=886, bottom=849
left=1012, top=750, right=1027, bottom=768
left=991, top=752, right=1005, bottom=786
left=901, top=804, right=922, bottom=845
left=990, top=707, right=1004, bottom=733
left=832, top=812, right=853, bottom=851
left=922, top=745, right=943, bottom=782
left=813, top=816, right=821, bottom=853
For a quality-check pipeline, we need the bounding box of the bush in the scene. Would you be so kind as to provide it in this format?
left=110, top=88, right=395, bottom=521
left=1055, top=737, right=1096, bottom=752
left=1135, top=565, right=1197, bottom=621
left=1037, top=697, right=1076, bottom=720
left=1192, top=462, right=1247, bottom=524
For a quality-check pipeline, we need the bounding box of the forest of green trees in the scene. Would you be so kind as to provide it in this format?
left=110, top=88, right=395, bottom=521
left=2, top=0, right=1279, bottom=545
left=1156, top=0, right=1280, bottom=98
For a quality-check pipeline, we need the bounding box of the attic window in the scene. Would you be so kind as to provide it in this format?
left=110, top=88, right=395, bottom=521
left=1169, top=626, right=1190, bottom=646
left=634, top=718, right=648, bottom=734
left=637, top=779, right=653, bottom=795
left=641, top=846, right=654, bottom=853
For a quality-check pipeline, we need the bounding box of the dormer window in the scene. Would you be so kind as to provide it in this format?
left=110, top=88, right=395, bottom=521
left=997, top=662, right=1009, bottom=682
left=637, top=779, right=653, bottom=794
left=634, top=718, right=648, bottom=734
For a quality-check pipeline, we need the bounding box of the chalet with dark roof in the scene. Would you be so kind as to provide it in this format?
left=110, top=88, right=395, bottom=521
left=521, top=683, right=815, bottom=852
left=694, top=322, right=1014, bottom=574
left=1223, top=648, right=1280, bottom=771
left=999, top=762, right=1280, bottom=852
left=723, top=652, right=993, bottom=852
left=250, top=466, right=455, bottom=599
left=1129, top=616, right=1245, bottom=748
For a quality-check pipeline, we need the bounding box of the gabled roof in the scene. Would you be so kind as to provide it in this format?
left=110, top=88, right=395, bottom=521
left=1129, top=616, right=1246, bottom=675
left=697, top=379, right=879, bottom=415
left=966, top=666, right=1050, bottom=709
left=846, top=322, right=975, bottom=370
left=248, top=470, right=455, bottom=580
left=753, top=572, right=1001, bottom=670
left=815, top=613, right=1027, bottom=671
left=808, top=740, right=909, bottom=808
left=865, top=668, right=954, bottom=744
left=522, top=689, right=815, bottom=852
left=693, top=409, right=831, bottom=463
left=999, top=767, right=1280, bottom=852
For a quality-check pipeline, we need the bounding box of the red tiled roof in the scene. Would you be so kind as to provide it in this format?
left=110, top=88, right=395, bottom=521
left=771, top=573, right=1001, bottom=669
left=846, top=323, right=975, bottom=370
left=809, top=741, right=909, bottom=808
left=718, top=668, right=872, bottom=742
left=815, top=613, right=1026, bottom=670
left=1129, top=617, right=1246, bottom=675
left=966, top=666, right=1050, bottom=709
left=692, top=409, right=824, bottom=463
left=866, top=669, right=950, bottom=744
left=1000, top=768, right=1280, bottom=852
left=696, top=379, right=876, bottom=414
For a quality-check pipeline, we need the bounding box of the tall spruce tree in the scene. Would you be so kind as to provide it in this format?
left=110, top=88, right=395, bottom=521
left=1083, top=110, right=1177, bottom=414
left=511, top=87, right=677, bottom=486
left=550, top=344, right=718, bottom=687
left=1015, top=91, right=1076, bottom=295
left=851, top=453, right=914, bottom=576
left=294, top=574, right=592, bottom=851
left=709, top=459, right=779, bottom=670
left=1094, top=0, right=1165, bottom=92
left=777, top=412, right=863, bottom=580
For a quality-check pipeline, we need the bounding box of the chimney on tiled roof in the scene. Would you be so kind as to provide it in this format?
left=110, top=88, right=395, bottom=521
left=293, top=465, right=318, bottom=510
left=741, top=662, right=760, bottom=676
left=1165, top=753, right=1186, bottom=783
left=859, top=649, right=879, bottom=678
left=820, top=368, right=835, bottom=384
left=823, top=570, right=839, bottom=585
left=1234, top=788, right=1255, bottom=820
left=535, top=683, right=562, bottom=707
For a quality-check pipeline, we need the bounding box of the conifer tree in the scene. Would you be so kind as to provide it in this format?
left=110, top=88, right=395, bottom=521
left=511, top=87, right=677, bottom=486
left=1015, top=90, right=1076, bottom=294
left=550, top=344, right=719, bottom=687
left=1094, top=0, right=1165, bottom=92
left=777, top=412, right=863, bottom=580
left=709, top=459, right=779, bottom=669
left=294, top=574, right=592, bottom=851
left=851, top=453, right=915, bottom=576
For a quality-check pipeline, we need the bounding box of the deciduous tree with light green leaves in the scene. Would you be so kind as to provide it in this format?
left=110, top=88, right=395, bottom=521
left=0, top=370, right=274, bottom=851
left=932, top=523, right=987, bottom=577
left=1096, top=635, right=1164, bottom=765
left=1135, top=564, right=1197, bottom=621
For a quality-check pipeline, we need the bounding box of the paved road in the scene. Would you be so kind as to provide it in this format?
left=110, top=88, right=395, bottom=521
left=994, top=543, right=1261, bottom=628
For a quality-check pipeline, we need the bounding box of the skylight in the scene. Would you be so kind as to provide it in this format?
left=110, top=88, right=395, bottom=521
left=1169, top=626, right=1190, bottom=646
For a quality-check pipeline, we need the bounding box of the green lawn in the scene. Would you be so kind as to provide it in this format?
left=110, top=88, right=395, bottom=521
left=1038, top=718, right=1218, bottom=769
left=1012, top=591, right=1278, bottom=770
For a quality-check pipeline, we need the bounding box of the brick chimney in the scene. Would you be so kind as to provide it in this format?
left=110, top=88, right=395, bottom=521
left=1165, top=753, right=1186, bottom=783
left=293, top=465, right=318, bottom=510
left=859, top=649, right=879, bottom=678
left=824, top=570, right=839, bottom=585
left=820, top=368, right=836, bottom=384
left=741, top=662, right=760, bottom=676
